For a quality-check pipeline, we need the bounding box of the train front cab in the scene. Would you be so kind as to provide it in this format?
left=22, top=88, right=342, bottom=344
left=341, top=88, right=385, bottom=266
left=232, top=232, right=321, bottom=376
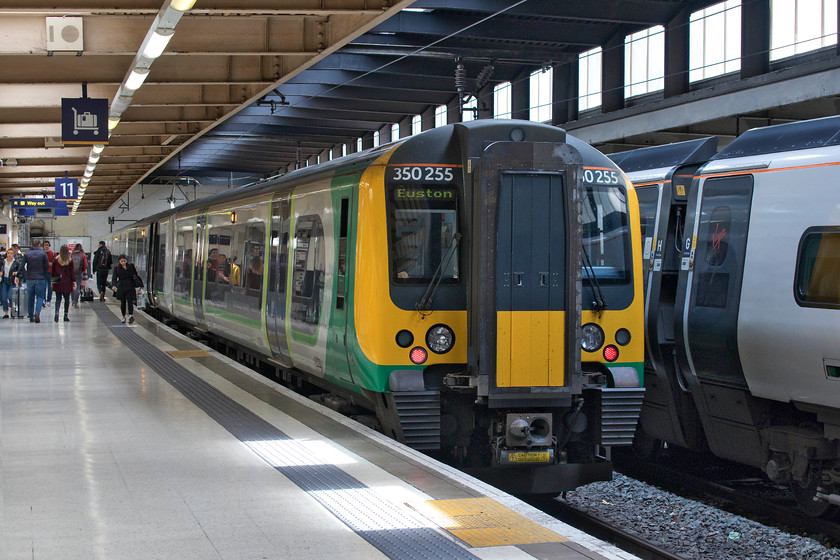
left=461, top=123, right=644, bottom=493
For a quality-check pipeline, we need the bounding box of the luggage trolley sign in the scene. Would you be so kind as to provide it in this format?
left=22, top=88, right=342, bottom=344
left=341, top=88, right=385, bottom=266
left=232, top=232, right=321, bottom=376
left=61, top=98, right=108, bottom=145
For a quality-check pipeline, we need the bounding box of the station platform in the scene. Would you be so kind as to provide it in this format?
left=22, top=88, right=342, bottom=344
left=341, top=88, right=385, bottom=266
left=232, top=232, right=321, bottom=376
left=1, top=299, right=639, bottom=560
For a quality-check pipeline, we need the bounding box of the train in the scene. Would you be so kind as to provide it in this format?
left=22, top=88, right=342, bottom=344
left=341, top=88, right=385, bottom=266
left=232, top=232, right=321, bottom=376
left=110, top=119, right=645, bottom=494
left=609, top=115, right=840, bottom=516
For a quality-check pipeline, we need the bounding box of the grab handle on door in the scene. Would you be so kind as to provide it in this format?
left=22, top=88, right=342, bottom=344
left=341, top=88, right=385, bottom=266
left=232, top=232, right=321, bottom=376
left=539, top=272, right=548, bottom=287
left=514, top=272, right=523, bottom=287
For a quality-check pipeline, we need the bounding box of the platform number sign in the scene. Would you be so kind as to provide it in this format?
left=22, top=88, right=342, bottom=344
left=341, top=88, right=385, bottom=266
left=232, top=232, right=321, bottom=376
left=55, top=178, right=79, bottom=200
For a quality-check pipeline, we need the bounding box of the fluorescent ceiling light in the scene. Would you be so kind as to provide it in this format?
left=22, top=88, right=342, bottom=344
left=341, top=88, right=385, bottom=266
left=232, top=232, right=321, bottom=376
left=124, top=68, right=150, bottom=91
left=91, top=144, right=105, bottom=154
left=143, top=29, right=174, bottom=59
left=108, top=117, right=120, bottom=131
left=169, top=0, right=197, bottom=11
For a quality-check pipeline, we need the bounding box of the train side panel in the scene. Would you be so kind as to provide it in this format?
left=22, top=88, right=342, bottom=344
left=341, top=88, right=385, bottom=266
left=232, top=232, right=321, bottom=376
left=737, top=156, right=840, bottom=406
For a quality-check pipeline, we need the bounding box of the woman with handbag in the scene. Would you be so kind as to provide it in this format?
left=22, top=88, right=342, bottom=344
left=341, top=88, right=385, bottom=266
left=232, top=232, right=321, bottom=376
left=50, top=245, right=76, bottom=322
left=108, top=254, right=143, bottom=324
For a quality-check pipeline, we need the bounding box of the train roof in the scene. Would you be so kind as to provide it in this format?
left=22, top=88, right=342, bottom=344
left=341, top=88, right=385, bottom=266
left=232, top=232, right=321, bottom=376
left=712, top=115, right=840, bottom=160
left=607, top=137, right=718, bottom=173
left=119, top=120, right=621, bottom=232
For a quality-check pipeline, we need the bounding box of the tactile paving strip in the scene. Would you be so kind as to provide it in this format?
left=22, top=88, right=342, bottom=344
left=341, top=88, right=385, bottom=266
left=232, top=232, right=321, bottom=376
left=94, top=306, right=478, bottom=560
left=409, top=497, right=569, bottom=547
left=167, top=349, right=211, bottom=358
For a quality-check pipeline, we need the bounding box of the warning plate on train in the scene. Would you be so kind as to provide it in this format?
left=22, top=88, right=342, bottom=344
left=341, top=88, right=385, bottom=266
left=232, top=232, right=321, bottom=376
left=506, top=451, right=551, bottom=463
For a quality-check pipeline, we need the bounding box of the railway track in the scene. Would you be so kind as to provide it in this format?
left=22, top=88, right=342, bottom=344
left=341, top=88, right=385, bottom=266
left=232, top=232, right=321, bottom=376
left=525, top=495, right=692, bottom=560
left=613, top=450, right=840, bottom=546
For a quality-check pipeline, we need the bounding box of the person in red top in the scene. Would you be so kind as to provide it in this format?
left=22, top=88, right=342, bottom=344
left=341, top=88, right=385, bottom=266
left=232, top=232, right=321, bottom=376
left=50, top=244, right=76, bottom=322
left=43, top=240, right=56, bottom=308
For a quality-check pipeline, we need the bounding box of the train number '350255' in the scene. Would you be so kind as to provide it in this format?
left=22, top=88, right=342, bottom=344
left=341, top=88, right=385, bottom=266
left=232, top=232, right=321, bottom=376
left=390, top=166, right=456, bottom=182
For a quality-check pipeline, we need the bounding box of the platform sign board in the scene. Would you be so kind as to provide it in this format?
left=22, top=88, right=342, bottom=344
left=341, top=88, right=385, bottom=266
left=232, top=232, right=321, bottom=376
left=61, top=98, right=108, bottom=145
left=55, top=178, right=79, bottom=200
left=11, top=198, right=69, bottom=216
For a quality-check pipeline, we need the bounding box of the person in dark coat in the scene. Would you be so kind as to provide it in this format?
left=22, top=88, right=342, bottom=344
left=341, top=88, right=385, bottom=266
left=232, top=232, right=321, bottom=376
left=92, top=241, right=113, bottom=302
left=108, top=254, right=143, bottom=324
left=50, top=244, right=76, bottom=322
left=20, top=239, right=51, bottom=323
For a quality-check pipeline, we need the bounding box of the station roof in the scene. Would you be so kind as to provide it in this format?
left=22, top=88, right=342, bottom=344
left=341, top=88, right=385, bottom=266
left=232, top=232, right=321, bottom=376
left=2, top=0, right=837, bottom=212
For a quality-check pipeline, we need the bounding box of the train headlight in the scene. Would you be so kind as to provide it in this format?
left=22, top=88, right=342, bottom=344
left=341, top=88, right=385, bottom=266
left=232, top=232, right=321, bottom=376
left=426, top=324, right=455, bottom=354
left=581, top=323, right=605, bottom=352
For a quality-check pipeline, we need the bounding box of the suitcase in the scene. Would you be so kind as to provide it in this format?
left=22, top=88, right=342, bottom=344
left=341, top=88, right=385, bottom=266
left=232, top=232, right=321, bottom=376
left=11, top=285, right=27, bottom=319
left=80, top=287, right=94, bottom=302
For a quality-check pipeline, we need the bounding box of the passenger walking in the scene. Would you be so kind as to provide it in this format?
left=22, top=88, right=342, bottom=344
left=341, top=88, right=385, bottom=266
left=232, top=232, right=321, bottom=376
left=42, top=240, right=55, bottom=308
left=70, top=244, right=89, bottom=307
left=92, top=241, right=112, bottom=302
left=0, top=248, right=19, bottom=318
left=108, top=254, right=143, bottom=324
left=19, top=239, right=50, bottom=323
left=50, top=245, right=76, bottom=322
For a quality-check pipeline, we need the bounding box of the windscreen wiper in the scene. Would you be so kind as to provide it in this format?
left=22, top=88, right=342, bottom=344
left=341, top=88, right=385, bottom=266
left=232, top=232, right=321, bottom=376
left=582, top=242, right=607, bottom=311
left=417, top=233, right=461, bottom=312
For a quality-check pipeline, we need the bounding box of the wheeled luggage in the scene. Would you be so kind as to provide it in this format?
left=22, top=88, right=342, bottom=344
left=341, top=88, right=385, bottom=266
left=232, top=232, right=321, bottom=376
left=11, top=285, right=27, bottom=319
left=80, top=287, right=94, bottom=302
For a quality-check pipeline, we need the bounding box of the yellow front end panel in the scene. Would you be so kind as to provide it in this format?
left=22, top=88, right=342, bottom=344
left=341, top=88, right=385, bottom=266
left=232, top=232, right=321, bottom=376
left=497, top=311, right=565, bottom=387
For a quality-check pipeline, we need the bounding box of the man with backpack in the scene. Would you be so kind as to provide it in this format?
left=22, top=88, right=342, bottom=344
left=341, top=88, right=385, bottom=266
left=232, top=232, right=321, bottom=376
left=92, top=241, right=113, bottom=302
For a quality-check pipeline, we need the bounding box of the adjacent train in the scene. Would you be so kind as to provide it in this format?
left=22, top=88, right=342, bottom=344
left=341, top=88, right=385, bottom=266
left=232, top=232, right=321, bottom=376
left=112, top=120, right=645, bottom=493
left=609, top=115, right=840, bottom=515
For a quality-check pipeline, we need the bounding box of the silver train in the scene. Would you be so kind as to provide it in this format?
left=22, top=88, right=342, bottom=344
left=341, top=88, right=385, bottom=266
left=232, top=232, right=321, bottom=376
left=609, top=116, right=840, bottom=516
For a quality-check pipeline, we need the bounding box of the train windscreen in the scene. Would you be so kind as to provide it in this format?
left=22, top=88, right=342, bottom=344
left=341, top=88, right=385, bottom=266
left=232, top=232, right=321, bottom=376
left=582, top=185, right=632, bottom=285
left=389, top=186, right=459, bottom=284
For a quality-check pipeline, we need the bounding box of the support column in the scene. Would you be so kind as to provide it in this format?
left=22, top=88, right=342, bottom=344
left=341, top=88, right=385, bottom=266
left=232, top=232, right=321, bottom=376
left=551, top=61, right=578, bottom=126
left=511, top=70, right=530, bottom=120
left=741, top=0, right=770, bottom=79
left=399, top=116, right=411, bottom=139
left=447, top=97, right=461, bottom=124
left=601, top=34, right=625, bottom=113
left=664, top=7, right=690, bottom=98
left=477, top=84, right=495, bottom=120
left=421, top=105, right=436, bottom=130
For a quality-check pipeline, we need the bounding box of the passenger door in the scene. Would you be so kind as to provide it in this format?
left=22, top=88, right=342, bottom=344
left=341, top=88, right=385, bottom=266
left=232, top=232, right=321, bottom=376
left=678, top=175, right=753, bottom=387
left=267, top=198, right=292, bottom=365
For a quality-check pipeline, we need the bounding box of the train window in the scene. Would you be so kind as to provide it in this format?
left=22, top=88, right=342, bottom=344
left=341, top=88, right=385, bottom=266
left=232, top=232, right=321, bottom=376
left=795, top=228, right=840, bottom=308
left=389, top=186, right=459, bottom=284
left=704, top=207, right=731, bottom=266
left=635, top=185, right=660, bottom=257
left=174, top=217, right=194, bottom=302
left=582, top=185, right=631, bottom=284
left=155, top=224, right=167, bottom=292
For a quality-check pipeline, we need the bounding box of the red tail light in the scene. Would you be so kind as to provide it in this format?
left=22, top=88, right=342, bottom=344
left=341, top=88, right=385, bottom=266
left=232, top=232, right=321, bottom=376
left=603, top=345, right=619, bottom=362
left=410, top=347, right=428, bottom=364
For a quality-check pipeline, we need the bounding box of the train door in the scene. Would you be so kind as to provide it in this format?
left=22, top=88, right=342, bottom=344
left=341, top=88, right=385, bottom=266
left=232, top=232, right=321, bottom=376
left=678, top=175, right=753, bottom=387
left=328, top=193, right=355, bottom=385
left=496, top=171, right=567, bottom=388
left=192, top=214, right=207, bottom=328
left=267, top=198, right=292, bottom=365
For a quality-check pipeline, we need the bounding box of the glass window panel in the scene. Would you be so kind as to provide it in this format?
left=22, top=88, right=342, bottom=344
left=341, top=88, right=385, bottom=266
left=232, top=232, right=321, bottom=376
left=529, top=67, right=553, bottom=123
left=579, top=47, right=602, bottom=111
left=690, top=1, right=741, bottom=82
left=493, top=82, right=512, bottom=119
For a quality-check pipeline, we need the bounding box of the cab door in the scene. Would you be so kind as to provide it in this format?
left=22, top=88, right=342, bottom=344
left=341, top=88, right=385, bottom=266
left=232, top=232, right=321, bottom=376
left=496, top=171, right=567, bottom=387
